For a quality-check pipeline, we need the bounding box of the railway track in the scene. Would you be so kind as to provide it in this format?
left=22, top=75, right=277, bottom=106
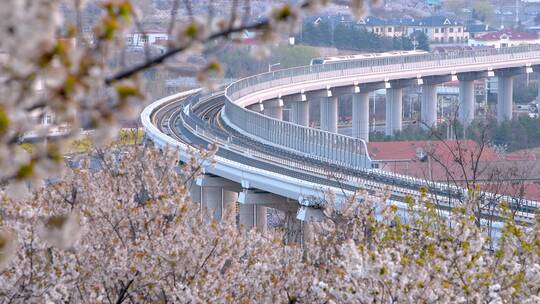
left=150, top=92, right=538, bottom=224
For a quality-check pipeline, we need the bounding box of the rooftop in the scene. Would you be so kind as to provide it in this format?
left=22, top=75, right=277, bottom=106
left=474, top=29, right=539, bottom=41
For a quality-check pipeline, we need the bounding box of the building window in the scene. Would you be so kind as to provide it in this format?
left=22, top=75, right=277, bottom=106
left=441, top=28, right=445, bottom=33
left=127, top=36, right=133, bottom=44
left=140, top=35, right=148, bottom=43
left=449, top=37, right=454, bottom=42
left=449, top=28, right=454, bottom=33
left=435, top=28, right=439, bottom=33
left=458, top=27, right=462, bottom=32
left=388, top=27, right=393, bottom=33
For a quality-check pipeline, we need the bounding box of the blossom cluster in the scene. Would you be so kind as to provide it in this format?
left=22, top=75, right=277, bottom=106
left=0, top=147, right=538, bottom=302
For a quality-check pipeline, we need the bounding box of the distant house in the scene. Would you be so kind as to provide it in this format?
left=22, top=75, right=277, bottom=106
left=469, top=29, right=540, bottom=48
left=367, top=140, right=540, bottom=201
left=465, top=23, right=497, bottom=39
left=355, top=16, right=469, bottom=44
left=126, top=24, right=168, bottom=47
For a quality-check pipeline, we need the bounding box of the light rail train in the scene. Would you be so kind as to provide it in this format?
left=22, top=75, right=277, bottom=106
left=310, top=50, right=429, bottom=65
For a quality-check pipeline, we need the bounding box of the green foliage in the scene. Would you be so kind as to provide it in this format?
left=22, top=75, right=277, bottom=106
left=213, top=44, right=319, bottom=78
left=273, top=45, right=320, bottom=68
left=298, top=21, right=419, bottom=52
left=376, top=117, right=540, bottom=152
left=416, top=32, right=430, bottom=51
left=472, top=1, right=495, bottom=24
left=300, top=20, right=332, bottom=46
left=513, top=82, right=538, bottom=104
left=535, top=13, right=540, bottom=25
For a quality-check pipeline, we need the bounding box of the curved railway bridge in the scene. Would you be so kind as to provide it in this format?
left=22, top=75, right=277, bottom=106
left=142, top=46, right=540, bottom=240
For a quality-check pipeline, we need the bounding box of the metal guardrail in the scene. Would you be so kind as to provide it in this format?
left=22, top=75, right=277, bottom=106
left=223, top=45, right=540, bottom=171
left=221, top=45, right=540, bottom=215
left=184, top=91, right=538, bottom=221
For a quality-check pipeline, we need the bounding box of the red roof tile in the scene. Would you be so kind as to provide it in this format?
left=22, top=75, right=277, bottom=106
left=475, top=29, right=538, bottom=41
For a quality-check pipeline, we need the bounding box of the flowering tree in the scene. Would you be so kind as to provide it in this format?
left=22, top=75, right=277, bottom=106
left=0, top=146, right=539, bottom=302
left=1, top=0, right=540, bottom=302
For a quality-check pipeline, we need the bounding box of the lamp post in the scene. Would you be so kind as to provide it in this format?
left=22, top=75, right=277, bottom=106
left=268, top=62, right=280, bottom=72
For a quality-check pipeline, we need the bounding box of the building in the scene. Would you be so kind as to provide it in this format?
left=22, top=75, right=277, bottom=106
left=469, top=29, right=540, bottom=48
left=367, top=140, right=540, bottom=200
left=355, top=16, right=469, bottom=44
left=465, top=23, right=497, bottom=39
left=126, top=24, right=169, bottom=48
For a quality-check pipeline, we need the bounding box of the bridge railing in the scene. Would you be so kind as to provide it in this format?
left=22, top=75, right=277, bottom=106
left=223, top=45, right=540, bottom=171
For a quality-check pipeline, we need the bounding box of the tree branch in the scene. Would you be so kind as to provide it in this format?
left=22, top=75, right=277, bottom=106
left=105, top=20, right=268, bottom=85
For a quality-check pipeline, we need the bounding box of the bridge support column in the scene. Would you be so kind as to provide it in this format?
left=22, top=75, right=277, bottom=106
left=284, top=212, right=303, bottom=244
left=239, top=203, right=255, bottom=230
left=352, top=92, right=369, bottom=142
left=290, top=100, right=309, bottom=126
left=320, top=96, right=338, bottom=133
left=458, top=80, right=475, bottom=126
left=256, top=206, right=267, bottom=233
left=263, top=98, right=284, bottom=120
left=421, top=84, right=438, bottom=128
left=497, top=76, right=513, bottom=123
left=197, top=176, right=240, bottom=222
left=385, top=88, right=403, bottom=136
left=263, top=106, right=283, bottom=120
left=189, top=183, right=202, bottom=205
left=238, top=204, right=267, bottom=234
left=201, top=187, right=238, bottom=221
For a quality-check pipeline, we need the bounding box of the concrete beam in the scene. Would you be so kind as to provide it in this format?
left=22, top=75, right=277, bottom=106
left=280, top=92, right=306, bottom=104
left=305, top=88, right=332, bottom=99
left=263, top=98, right=284, bottom=108
left=247, top=102, right=263, bottom=112
left=331, top=84, right=359, bottom=96
left=421, top=75, right=453, bottom=86
left=457, top=71, right=488, bottom=81
left=494, top=67, right=526, bottom=78
left=388, top=78, right=419, bottom=89
left=196, top=175, right=242, bottom=192
left=296, top=206, right=325, bottom=221
left=238, top=189, right=289, bottom=206
left=357, top=82, right=386, bottom=92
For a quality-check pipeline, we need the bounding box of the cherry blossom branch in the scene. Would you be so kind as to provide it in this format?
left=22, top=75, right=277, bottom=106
left=105, top=20, right=268, bottom=85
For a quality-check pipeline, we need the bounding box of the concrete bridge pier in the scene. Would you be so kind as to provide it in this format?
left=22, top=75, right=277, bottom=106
left=283, top=93, right=309, bottom=126
left=421, top=84, right=438, bottom=128
left=352, top=92, right=370, bottom=142
left=497, top=76, right=514, bottom=122
left=263, top=98, right=284, bottom=120
left=385, top=88, right=403, bottom=136
left=238, top=189, right=293, bottom=234
left=458, top=79, right=475, bottom=126
left=189, top=182, right=202, bottom=205
left=320, top=96, right=338, bottom=133
left=420, top=76, right=452, bottom=128
left=197, top=176, right=240, bottom=222
left=247, top=102, right=263, bottom=112
left=290, top=100, right=309, bottom=126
